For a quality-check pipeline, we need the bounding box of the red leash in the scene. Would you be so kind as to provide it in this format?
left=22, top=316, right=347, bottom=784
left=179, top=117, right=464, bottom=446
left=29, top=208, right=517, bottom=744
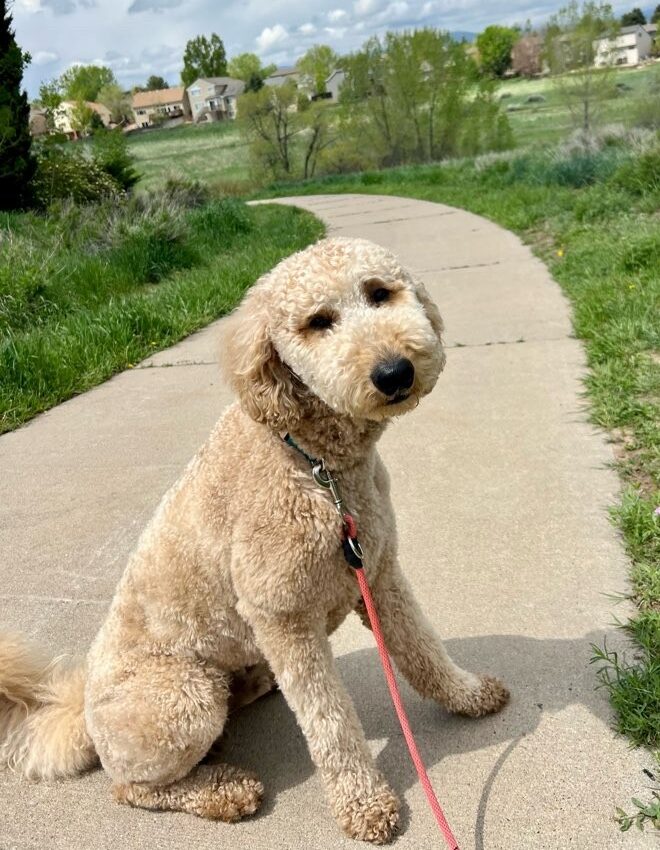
left=282, top=435, right=460, bottom=848
left=344, top=515, right=460, bottom=850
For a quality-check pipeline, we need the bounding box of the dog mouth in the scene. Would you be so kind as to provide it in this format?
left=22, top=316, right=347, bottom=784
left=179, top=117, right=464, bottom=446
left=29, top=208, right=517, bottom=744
left=385, top=392, right=411, bottom=406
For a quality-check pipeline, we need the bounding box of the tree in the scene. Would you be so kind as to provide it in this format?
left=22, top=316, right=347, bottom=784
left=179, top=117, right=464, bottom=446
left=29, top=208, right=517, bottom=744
left=620, top=7, right=646, bottom=25
left=544, top=1, right=618, bottom=134
left=97, top=83, right=132, bottom=124
left=59, top=64, right=116, bottom=102
left=0, top=0, right=36, bottom=209
left=69, top=100, right=95, bottom=136
left=38, top=79, right=62, bottom=128
left=301, top=103, right=335, bottom=179
left=239, top=82, right=298, bottom=176
left=340, top=29, right=509, bottom=167
left=475, top=25, right=518, bottom=77
left=146, top=74, right=168, bottom=90
left=297, top=44, right=339, bottom=95
left=652, top=5, right=660, bottom=24
left=181, top=33, right=227, bottom=87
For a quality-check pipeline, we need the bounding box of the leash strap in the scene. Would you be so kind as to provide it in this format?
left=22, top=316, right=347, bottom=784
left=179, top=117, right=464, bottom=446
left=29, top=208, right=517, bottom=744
left=353, top=563, right=460, bottom=850
left=282, top=434, right=460, bottom=848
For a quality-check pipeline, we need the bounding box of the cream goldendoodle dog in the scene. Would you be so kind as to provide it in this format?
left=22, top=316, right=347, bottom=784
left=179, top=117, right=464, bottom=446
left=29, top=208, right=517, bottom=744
left=0, top=236, right=508, bottom=843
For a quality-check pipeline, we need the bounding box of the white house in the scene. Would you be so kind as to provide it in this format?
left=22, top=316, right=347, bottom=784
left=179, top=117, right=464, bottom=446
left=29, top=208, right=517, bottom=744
left=53, top=100, right=113, bottom=138
left=324, top=69, right=346, bottom=101
left=594, top=24, right=654, bottom=67
left=264, top=67, right=301, bottom=88
left=186, top=77, right=245, bottom=123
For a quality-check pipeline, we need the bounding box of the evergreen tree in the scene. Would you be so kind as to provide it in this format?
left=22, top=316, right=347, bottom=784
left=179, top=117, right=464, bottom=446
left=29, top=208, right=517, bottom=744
left=0, top=0, right=36, bottom=209
left=620, top=7, right=646, bottom=25
left=651, top=4, right=660, bottom=23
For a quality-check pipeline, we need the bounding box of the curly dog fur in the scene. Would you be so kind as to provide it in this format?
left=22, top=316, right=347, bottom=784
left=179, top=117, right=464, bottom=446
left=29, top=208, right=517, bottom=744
left=0, top=236, right=509, bottom=843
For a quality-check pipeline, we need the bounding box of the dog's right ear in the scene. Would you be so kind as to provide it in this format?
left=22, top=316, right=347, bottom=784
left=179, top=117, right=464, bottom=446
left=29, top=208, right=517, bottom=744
left=221, top=285, right=301, bottom=430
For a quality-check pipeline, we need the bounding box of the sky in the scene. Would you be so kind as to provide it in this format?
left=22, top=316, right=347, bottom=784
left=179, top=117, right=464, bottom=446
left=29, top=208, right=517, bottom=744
left=11, top=0, right=652, bottom=98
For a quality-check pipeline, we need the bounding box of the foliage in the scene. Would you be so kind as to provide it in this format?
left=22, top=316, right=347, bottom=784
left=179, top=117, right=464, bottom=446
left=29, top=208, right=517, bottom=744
left=97, top=83, right=132, bottom=124
left=653, top=4, right=660, bottom=24
left=146, top=75, right=168, bottom=90
left=239, top=82, right=298, bottom=177
left=615, top=791, right=660, bottom=833
left=340, top=29, right=511, bottom=167
left=620, top=7, right=646, bottom=25
left=632, top=68, right=660, bottom=129
left=0, top=0, right=36, bottom=210
left=544, top=1, right=619, bottom=133
left=297, top=44, right=339, bottom=95
left=475, top=25, right=518, bottom=78
left=59, top=64, right=116, bottom=102
left=228, top=52, right=275, bottom=85
left=92, top=128, right=139, bottom=191
left=31, top=143, right=121, bottom=207
left=37, top=79, right=62, bottom=127
left=69, top=100, right=96, bottom=136
left=0, top=198, right=323, bottom=431
left=181, top=33, right=227, bottom=87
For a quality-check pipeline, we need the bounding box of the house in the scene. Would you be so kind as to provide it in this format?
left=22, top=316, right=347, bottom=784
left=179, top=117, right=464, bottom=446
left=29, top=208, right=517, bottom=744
left=131, top=87, right=191, bottom=128
left=29, top=108, right=48, bottom=137
left=323, top=69, right=346, bottom=101
left=644, top=23, right=658, bottom=47
left=264, top=67, right=301, bottom=88
left=186, top=77, right=245, bottom=123
left=511, top=35, right=544, bottom=77
left=594, top=24, right=654, bottom=67
left=53, top=100, right=113, bottom=138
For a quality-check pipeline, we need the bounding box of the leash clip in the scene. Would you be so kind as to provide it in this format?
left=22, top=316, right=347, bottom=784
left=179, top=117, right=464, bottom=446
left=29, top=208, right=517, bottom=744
left=312, top=460, right=345, bottom=519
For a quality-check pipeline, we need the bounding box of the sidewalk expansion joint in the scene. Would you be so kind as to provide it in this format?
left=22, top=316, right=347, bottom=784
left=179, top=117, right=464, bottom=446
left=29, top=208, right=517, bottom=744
left=136, top=359, right=218, bottom=370
left=446, top=335, right=570, bottom=349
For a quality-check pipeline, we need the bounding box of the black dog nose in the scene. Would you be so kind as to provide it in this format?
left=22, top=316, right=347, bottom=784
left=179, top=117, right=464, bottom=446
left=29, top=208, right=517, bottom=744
left=371, top=357, right=415, bottom=396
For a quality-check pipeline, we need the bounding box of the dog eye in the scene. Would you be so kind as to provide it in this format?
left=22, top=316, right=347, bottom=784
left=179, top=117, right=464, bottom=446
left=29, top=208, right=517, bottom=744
left=370, top=287, right=391, bottom=305
left=307, top=313, right=335, bottom=331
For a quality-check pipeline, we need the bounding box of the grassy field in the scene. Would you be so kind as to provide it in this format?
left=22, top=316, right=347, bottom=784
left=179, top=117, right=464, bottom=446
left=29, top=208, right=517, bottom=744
left=258, top=137, right=660, bottom=778
left=128, top=121, right=250, bottom=192
left=0, top=196, right=323, bottom=432
left=125, top=64, right=660, bottom=192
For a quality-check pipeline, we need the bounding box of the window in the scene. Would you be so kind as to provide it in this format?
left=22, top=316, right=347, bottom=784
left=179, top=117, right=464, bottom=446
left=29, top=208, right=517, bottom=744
left=189, top=86, right=200, bottom=95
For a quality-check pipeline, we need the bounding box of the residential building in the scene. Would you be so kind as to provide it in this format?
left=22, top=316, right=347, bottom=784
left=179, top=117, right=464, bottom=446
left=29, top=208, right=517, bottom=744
left=511, top=35, right=544, bottom=77
left=594, top=24, right=654, bottom=66
left=264, top=67, right=301, bottom=88
left=324, top=69, right=346, bottom=100
left=131, top=87, right=191, bottom=128
left=53, top=100, right=113, bottom=138
left=29, top=108, right=48, bottom=137
left=186, top=77, right=245, bottom=123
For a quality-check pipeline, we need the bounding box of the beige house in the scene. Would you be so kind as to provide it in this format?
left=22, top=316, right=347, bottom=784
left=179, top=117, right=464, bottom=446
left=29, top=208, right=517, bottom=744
left=131, top=87, right=191, bottom=128
left=186, top=77, right=245, bottom=123
left=594, top=24, right=654, bottom=66
left=29, top=108, right=49, bottom=137
left=53, top=101, right=113, bottom=138
left=264, top=67, right=301, bottom=88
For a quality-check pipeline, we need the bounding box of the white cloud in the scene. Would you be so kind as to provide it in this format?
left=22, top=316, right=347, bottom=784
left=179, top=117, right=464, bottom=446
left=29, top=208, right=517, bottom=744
left=354, top=0, right=380, bottom=16
left=328, top=8, right=347, bottom=21
left=14, top=0, right=42, bottom=12
left=256, top=23, right=288, bottom=53
left=298, top=22, right=316, bottom=34
left=33, top=50, right=59, bottom=64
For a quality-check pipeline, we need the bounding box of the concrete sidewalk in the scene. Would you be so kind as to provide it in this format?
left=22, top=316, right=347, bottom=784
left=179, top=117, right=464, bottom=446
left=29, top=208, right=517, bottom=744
left=0, top=194, right=654, bottom=849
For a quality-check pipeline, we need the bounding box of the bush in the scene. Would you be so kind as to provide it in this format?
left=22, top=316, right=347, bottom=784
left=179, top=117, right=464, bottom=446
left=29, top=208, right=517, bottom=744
left=612, top=146, right=660, bottom=195
left=32, top=144, right=121, bottom=208
left=91, top=129, right=139, bottom=191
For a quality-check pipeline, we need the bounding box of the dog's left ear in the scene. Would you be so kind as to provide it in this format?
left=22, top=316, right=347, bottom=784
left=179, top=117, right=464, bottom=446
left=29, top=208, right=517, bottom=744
left=413, top=278, right=444, bottom=343
left=221, top=284, right=301, bottom=429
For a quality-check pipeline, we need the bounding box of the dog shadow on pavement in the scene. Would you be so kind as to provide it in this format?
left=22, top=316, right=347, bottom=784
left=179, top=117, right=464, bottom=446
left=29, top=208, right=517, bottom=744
left=214, top=626, right=633, bottom=832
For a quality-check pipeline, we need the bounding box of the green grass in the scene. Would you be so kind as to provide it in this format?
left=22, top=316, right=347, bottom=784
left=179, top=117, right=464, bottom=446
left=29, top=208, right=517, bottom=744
left=0, top=196, right=324, bottom=432
left=127, top=121, right=252, bottom=192
left=255, top=136, right=660, bottom=764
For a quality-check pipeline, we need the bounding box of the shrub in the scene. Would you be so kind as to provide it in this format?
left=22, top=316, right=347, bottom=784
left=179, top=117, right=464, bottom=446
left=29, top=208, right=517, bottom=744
left=91, top=128, right=139, bottom=191
left=612, top=146, right=660, bottom=195
left=32, top=144, right=121, bottom=207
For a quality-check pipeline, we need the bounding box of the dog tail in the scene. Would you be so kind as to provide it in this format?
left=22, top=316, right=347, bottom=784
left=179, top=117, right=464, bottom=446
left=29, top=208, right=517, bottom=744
left=0, top=633, right=96, bottom=779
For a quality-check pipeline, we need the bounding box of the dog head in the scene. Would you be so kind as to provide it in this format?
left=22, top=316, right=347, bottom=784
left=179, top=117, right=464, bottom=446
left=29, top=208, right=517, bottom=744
left=223, top=236, right=446, bottom=429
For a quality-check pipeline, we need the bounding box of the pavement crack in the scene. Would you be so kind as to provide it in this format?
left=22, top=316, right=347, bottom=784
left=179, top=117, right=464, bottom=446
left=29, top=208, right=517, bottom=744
left=447, top=335, right=570, bottom=349
left=136, top=359, right=218, bottom=369
left=0, top=593, right=110, bottom=605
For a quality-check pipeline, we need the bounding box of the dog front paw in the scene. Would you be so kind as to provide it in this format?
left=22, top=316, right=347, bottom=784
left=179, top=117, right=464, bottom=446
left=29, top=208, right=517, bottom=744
left=333, top=783, right=400, bottom=844
left=450, top=674, right=510, bottom=717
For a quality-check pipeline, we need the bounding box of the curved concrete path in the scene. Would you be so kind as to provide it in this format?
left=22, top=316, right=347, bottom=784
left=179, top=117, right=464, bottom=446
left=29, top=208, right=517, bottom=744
left=0, top=194, right=654, bottom=849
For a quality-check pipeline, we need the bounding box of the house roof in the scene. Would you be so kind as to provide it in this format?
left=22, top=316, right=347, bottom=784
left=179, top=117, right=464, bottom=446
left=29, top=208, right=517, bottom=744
left=267, top=67, right=299, bottom=78
left=132, top=87, right=186, bottom=108
left=194, top=77, right=245, bottom=97
left=619, top=24, right=646, bottom=35
left=644, top=23, right=658, bottom=33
